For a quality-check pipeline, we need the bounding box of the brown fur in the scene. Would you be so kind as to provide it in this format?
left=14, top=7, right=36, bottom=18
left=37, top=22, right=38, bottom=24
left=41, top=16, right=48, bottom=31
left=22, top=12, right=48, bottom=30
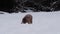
left=21, top=14, right=32, bottom=24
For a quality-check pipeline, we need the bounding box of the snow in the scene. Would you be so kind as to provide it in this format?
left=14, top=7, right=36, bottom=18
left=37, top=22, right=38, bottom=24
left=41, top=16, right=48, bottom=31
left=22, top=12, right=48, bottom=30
left=0, top=12, right=60, bottom=34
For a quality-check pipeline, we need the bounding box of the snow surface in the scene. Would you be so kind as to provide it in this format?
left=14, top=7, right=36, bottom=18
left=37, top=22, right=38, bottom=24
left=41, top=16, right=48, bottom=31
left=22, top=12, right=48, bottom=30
left=0, top=12, right=60, bottom=34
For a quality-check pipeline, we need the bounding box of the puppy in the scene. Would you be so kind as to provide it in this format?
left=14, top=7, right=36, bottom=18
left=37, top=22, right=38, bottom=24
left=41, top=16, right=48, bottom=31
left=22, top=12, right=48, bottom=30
left=21, top=14, right=32, bottom=24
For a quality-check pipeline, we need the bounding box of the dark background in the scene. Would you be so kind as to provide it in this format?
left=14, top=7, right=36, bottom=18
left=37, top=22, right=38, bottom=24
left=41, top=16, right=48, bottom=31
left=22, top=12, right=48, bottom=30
left=0, top=0, right=60, bottom=13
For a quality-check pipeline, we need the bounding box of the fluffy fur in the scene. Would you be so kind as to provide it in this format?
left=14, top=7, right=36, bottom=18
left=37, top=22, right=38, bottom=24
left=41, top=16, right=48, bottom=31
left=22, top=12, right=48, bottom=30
left=21, top=14, right=32, bottom=24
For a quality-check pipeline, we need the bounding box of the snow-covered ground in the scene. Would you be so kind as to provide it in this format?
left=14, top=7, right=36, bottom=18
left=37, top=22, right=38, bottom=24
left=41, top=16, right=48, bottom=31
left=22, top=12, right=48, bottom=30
left=0, top=11, right=60, bottom=34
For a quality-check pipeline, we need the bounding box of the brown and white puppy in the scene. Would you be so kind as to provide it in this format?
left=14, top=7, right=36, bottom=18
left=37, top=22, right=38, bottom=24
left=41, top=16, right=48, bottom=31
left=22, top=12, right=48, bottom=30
left=21, top=14, right=32, bottom=24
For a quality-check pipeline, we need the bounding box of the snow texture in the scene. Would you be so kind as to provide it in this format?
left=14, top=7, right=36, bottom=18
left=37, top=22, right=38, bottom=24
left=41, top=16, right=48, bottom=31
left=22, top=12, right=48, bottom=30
left=0, top=11, right=60, bottom=34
